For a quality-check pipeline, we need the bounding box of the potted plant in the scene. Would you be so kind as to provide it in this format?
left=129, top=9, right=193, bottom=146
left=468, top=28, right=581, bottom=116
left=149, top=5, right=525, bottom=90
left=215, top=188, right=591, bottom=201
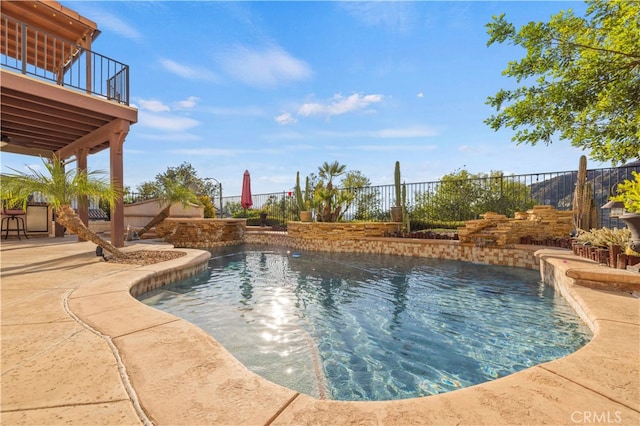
left=295, top=171, right=313, bottom=221
left=611, top=171, right=640, bottom=253
left=391, top=161, right=403, bottom=222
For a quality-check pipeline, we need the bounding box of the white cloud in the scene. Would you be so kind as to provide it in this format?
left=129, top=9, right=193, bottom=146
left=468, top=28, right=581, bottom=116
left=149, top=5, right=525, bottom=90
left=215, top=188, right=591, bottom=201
left=417, top=92, right=424, bottom=98
left=176, top=96, right=199, bottom=109
left=371, top=126, right=439, bottom=138
left=89, top=10, right=142, bottom=41
left=138, top=111, right=200, bottom=132
left=203, top=106, right=266, bottom=117
left=160, top=58, right=220, bottom=82
left=457, top=144, right=487, bottom=154
left=136, top=133, right=201, bottom=142
left=168, top=148, right=249, bottom=157
left=275, top=112, right=297, bottom=125
left=264, top=131, right=306, bottom=140
left=138, top=99, right=170, bottom=113
left=298, top=93, right=383, bottom=118
left=318, top=126, right=439, bottom=139
left=339, top=2, right=415, bottom=33
left=353, top=144, right=438, bottom=152
left=219, top=44, right=312, bottom=88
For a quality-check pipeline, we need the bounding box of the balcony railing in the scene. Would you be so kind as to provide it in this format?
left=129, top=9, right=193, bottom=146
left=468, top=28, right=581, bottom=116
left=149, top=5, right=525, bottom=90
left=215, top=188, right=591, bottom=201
left=1, top=13, right=130, bottom=105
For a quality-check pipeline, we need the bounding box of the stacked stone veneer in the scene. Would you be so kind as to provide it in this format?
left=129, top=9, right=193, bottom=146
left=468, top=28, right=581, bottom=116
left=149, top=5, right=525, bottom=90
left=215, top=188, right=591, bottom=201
left=155, top=219, right=556, bottom=270
left=246, top=229, right=541, bottom=270
left=458, top=205, right=574, bottom=247
left=155, top=218, right=245, bottom=248
left=287, top=221, right=400, bottom=240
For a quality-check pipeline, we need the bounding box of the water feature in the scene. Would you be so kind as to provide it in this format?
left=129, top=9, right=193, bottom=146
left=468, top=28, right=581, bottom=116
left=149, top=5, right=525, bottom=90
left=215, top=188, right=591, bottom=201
left=138, top=245, right=591, bottom=401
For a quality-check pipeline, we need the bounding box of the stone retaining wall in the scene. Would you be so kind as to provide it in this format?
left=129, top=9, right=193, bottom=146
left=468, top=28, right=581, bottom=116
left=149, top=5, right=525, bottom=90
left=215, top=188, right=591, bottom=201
left=157, top=219, right=543, bottom=269
left=155, top=218, right=245, bottom=248
left=245, top=230, right=541, bottom=270
left=287, top=221, right=401, bottom=240
left=458, top=205, right=574, bottom=246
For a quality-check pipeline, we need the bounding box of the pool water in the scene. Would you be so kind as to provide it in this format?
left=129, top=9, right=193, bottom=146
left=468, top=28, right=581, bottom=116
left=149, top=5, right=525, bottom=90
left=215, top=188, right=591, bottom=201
left=138, top=245, right=592, bottom=401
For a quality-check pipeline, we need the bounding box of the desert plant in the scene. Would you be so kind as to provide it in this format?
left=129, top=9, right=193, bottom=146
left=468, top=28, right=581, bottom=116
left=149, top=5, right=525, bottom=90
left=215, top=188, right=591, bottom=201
left=305, top=176, right=312, bottom=209
left=575, top=227, right=631, bottom=248
left=295, top=172, right=313, bottom=213
left=295, top=171, right=305, bottom=211
left=572, top=155, right=598, bottom=232
left=401, top=182, right=410, bottom=233
left=315, top=161, right=352, bottom=222
left=394, top=161, right=401, bottom=208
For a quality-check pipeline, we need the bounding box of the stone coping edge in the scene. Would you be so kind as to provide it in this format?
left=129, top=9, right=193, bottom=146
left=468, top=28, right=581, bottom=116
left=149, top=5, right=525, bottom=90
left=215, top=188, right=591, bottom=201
left=70, top=242, right=639, bottom=425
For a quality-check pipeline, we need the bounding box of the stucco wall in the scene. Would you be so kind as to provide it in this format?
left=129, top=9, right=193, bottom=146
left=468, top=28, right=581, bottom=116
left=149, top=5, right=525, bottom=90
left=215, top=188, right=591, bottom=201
left=124, top=200, right=204, bottom=229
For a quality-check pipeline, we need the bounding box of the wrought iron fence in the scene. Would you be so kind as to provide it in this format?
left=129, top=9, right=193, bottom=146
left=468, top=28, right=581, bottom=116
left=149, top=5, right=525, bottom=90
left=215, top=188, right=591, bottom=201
left=123, top=165, right=639, bottom=231
left=1, top=13, right=130, bottom=105
left=218, top=165, right=640, bottom=230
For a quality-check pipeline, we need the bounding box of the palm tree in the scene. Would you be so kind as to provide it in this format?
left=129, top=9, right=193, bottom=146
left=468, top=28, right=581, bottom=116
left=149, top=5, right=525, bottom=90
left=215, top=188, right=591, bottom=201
left=316, top=161, right=347, bottom=222
left=136, top=180, right=200, bottom=238
left=0, top=156, right=126, bottom=257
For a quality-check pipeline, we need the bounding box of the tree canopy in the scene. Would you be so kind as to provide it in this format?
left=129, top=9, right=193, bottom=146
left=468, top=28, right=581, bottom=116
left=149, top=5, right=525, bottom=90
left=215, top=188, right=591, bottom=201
left=136, top=162, right=216, bottom=217
left=412, top=169, right=535, bottom=225
left=485, top=0, right=640, bottom=165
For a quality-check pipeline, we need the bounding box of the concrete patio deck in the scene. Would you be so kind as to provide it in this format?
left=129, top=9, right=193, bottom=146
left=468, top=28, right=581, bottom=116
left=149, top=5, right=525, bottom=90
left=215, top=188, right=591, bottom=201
left=1, top=236, right=639, bottom=425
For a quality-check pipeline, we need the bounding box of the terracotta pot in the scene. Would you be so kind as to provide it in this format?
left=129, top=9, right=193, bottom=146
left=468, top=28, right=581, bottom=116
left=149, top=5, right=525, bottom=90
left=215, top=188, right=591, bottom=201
left=300, top=211, right=312, bottom=222
left=390, top=206, right=403, bottom=222
left=610, top=245, right=621, bottom=268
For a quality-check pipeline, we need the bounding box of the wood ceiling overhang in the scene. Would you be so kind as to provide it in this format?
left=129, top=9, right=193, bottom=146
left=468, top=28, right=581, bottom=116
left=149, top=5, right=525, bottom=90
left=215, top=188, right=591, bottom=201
left=1, top=69, right=137, bottom=160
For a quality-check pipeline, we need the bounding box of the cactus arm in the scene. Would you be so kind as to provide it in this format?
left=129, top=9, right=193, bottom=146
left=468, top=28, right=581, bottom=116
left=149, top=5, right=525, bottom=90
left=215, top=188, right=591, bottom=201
left=394, top=161, right=401, bottom=207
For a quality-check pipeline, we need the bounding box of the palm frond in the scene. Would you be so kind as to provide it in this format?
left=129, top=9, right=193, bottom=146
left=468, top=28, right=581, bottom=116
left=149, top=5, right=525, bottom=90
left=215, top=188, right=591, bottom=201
left=0, top=156, right=118, bottom=209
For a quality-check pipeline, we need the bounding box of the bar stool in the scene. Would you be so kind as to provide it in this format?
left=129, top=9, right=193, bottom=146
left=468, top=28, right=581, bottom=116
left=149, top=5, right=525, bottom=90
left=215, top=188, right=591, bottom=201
left=2, top=208, right=29, bottom=240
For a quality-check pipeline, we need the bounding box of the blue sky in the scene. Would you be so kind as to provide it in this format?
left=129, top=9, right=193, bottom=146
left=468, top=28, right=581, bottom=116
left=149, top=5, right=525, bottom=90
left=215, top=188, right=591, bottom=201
left=3, top=1, right=606, bottom=196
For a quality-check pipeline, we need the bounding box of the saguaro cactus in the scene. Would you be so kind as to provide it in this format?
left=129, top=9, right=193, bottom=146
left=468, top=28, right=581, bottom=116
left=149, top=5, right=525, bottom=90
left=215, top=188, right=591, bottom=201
left=390, top=161, right=403, bottom=222
left=402, top=182, right=410, bottom=233
left=572, top=155, right=599, bottom=232
left=295, top=171, right=304, bottom=211
left=394, top=161, right=401, bottom=208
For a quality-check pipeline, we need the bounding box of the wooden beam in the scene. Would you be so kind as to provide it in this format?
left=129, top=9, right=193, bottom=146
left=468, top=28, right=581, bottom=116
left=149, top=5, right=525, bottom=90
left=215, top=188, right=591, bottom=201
left=55, top=118, right=128, bottom=160
left=0, top=142, right=54, bottom=158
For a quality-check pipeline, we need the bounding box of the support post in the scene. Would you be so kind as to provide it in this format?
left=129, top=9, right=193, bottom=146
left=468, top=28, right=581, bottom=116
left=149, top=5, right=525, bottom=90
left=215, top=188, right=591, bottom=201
left=109, top=120, right=129, bottom=247
left=76, top=148, right=89, bottom=242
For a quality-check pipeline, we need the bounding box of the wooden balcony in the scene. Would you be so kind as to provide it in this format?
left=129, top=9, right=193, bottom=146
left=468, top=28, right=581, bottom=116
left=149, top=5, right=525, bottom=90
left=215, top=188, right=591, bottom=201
left=0, top=1, right=138, bottom=247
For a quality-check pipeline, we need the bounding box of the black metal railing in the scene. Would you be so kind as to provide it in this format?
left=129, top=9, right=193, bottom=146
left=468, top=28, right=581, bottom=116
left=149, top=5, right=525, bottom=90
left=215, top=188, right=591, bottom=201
left=124, top=165, right=639, bottom=231
left=1, top=14, right=130, bottom=105
left=221, top=165, right=639, bottom=230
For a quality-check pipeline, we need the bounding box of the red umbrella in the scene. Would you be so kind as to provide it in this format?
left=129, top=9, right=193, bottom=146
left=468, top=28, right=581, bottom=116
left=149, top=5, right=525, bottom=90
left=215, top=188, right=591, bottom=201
left=241, top=170, right=253, bottom=210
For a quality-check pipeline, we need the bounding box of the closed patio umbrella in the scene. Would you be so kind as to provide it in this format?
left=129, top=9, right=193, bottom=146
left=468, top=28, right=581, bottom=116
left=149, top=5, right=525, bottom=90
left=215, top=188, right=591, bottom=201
left=241, top=170, right=253, bottom=210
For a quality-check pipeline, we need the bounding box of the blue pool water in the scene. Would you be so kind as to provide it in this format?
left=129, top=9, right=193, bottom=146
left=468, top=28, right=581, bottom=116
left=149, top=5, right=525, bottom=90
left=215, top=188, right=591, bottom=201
left=138, top=246, right=591, bottom=401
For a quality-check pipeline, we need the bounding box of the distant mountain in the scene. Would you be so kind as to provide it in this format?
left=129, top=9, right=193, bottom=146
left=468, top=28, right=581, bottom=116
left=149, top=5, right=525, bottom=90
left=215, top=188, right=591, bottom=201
left=529, top=161, right=640, bottom=227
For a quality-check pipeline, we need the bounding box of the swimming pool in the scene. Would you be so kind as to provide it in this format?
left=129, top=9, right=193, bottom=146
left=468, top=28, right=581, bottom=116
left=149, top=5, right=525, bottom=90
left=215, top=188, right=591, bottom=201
left=138, top=245, right=591, bottom=401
